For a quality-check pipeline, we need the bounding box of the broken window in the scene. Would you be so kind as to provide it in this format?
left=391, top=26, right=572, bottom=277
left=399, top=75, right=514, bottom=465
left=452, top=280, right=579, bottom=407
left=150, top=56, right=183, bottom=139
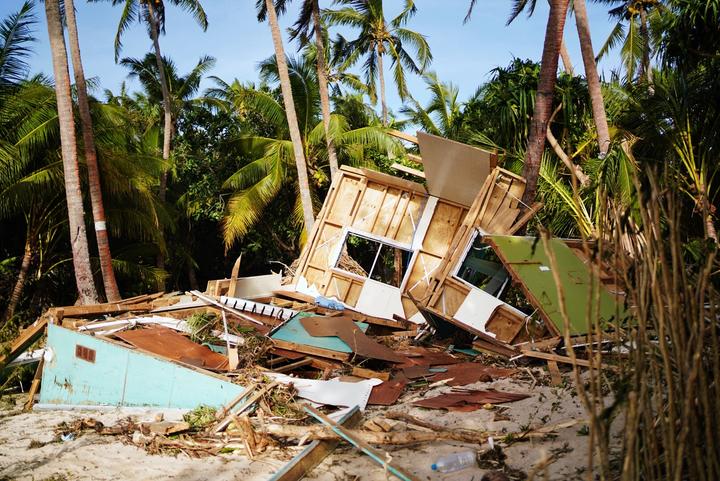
left=456, top=234, right=508, bottom=296
left=338, top=233, right=412, bottom=288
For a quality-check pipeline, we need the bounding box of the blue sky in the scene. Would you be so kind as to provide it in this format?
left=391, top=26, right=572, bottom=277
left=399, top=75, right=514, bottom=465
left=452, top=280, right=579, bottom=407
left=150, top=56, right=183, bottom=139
left=1, top=0, right=620, bottom=115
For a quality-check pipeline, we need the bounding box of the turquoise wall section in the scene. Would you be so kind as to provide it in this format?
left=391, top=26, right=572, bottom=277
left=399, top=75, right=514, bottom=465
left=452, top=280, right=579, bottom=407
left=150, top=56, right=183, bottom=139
left=39, top=325, right=245, bottom=408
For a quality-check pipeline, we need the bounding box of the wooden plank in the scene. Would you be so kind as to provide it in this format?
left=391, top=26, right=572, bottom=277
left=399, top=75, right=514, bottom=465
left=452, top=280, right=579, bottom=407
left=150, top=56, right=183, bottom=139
left=391, top=163, right=425, bottom=178
left=23, top=358, right=44, bottom=411
left=387, top=129, right=418, bottom=144
left=548, top=360, right=562, bottom=386
left=213, top=381, right=279, bottom=433
left=304, top=405, right=420, bottom=481
left=271, top=339, right=350, bottom=362
left=507, top=202, right=543, bottom=235
left=519, top=349, right=608, bottom=369
left=352, top=366, right=391, bottom=381
left=0, top=314, right=50, bottom=367
left=273, top=358, right=313, bottom=373
left=406, top=153, right=423, bottom=164
left=269, top=407, right=363, bottom=481
left=60, top=302, right=152, bottom=317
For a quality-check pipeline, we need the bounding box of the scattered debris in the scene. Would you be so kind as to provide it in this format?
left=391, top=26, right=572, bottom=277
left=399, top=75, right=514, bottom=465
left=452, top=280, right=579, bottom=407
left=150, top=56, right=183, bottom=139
left=0, top=141, right=624, bottom=479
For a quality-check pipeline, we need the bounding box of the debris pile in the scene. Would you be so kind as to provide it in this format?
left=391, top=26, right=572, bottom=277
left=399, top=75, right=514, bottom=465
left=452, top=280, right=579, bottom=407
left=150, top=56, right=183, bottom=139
left=1, top=133, right=628, bottom=479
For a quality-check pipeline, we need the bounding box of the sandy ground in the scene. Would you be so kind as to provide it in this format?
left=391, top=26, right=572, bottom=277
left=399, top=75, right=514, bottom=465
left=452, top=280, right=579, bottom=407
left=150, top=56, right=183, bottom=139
left=0, top=371, right=612, bottom=481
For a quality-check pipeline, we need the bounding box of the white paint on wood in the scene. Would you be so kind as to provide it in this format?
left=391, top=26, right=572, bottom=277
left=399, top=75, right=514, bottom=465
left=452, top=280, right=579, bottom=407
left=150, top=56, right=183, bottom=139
left=354, top=279, right=406, bottom=320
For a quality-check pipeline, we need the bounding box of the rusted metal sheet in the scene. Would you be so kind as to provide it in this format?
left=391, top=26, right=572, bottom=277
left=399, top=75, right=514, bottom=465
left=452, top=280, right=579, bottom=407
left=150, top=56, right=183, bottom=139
left=368, top=378, right=407, bottom=405
left=413, top=389, right=529, bottom=411
left=115, top=326, right=229, bottom=370
left=394, top=346, right=463, bottom=368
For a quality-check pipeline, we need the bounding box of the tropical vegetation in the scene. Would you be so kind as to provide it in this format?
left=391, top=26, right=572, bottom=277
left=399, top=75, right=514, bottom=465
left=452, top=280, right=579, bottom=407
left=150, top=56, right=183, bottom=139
left=0, top=0, right=719, bottom=476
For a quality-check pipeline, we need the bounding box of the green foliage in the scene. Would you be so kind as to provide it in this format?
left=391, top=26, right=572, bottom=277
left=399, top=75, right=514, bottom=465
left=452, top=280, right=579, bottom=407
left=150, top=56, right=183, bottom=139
left=183, top=404, right=217, bottom=430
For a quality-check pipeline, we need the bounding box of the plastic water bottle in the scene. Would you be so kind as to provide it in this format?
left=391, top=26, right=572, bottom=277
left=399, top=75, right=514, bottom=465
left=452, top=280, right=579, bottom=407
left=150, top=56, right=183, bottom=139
left=431, top=450, right=477, bottom=473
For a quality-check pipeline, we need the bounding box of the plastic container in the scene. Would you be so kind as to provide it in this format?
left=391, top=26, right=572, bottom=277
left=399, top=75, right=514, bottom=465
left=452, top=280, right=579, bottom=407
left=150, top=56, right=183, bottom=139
left=430, top=450, right=477, bottom=473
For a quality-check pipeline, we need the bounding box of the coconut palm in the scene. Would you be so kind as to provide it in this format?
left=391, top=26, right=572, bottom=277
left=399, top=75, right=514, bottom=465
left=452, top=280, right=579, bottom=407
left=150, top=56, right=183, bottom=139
left=0, top=0, right=34, bottom=92
left=289, top=0, right=341, bottom=181
left=64, top=0, right=121, bottom=301
left=206, top=62, right=401, bottom=247
left=256, top=0, right=315, bottom=232
left=520, top=0, right=571, bottom=203
left=400, top=72, right=464, bottom=140
left=92, top=0, right=208, bottom=206
left=44, top=0, right=98, bottom=303
left=573, top=0, right=611, bottom=156
left=324, top=0, right=432, bottom=125
left=120, top=53, right=215, bottom=134
left=1, top=79, right=170, bottom=320
left=595, top=0, right=664, bottom=84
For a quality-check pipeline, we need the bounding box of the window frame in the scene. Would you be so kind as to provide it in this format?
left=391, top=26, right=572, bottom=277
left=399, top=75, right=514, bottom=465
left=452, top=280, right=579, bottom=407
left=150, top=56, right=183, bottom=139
left=330, top=227, right=416, bottom=290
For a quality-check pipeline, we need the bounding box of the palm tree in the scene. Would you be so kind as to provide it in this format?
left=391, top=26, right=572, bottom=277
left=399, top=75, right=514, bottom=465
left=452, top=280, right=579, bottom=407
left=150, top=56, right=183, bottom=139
left=206, top=67, right=400, bottom=247
left=64, top=0, right=121, bottom=301
left=44, top=0, right=98, bottom=303
left=595, top=0, right=663, bottom=84
left=290, top=0, right=340, bottom=181
left=1, top=80, right=170, bottom=320
left=573, top=0, right=611, bottom=156
left=94, top=0, right=208, bottom=202
left=521, top=0, right=571, bottom=204
left=400, top=72, right=464, bottom=140
left=325, top=0, right=432, bottom=125
left=120, top=53, right=215, bottom=135
left=256, top=0, right=315, bottom=232
left=0, top=0, right=34, bottom=92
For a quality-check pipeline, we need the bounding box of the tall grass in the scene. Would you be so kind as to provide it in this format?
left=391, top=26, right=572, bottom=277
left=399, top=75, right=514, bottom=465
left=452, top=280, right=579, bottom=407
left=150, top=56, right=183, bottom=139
left=550, top=170, right=720, bottom=480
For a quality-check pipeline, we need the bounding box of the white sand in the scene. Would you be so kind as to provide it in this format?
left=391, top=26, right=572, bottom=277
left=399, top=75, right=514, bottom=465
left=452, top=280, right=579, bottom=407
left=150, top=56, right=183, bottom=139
left=0, top=370, right=617, bottom=481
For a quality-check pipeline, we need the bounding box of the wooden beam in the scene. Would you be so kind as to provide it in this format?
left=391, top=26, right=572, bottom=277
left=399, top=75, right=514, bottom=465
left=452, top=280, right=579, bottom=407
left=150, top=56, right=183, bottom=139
left=406, top=153, right=423, bottom=164
left=388, top=129, right=418, bottom=144
left=391, top=163, right=425, bottom=179
left=304, top=405, right=421, bottom=481
left=519, top=349, right=612, bottom=370
left=273, top=358, right=313, bottom=373
left=268, top=407, right=362, bottom=481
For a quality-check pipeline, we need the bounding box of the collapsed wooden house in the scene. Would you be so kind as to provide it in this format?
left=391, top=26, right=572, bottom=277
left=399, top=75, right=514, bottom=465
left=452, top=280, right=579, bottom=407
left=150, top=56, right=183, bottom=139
left=288, top=132, right=625, bottom=354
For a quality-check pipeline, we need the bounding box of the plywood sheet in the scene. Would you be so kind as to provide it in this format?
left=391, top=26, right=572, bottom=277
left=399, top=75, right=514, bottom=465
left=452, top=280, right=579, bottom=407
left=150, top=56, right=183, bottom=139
left=487, top=236, right=626, bottom=335
left=422, top=201, right=465, bottom=256
left=300, top=316, right=405, bottom=363
left=418, top=132, right=495, bottom=207
left=270, top=314, right=368, bottom=354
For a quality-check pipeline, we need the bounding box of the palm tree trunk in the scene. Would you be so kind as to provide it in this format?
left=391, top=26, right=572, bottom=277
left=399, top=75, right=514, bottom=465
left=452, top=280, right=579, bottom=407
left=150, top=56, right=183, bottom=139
left=638, top=5, right=653, bottom=85
left=64, top=0, right=121, bottom=302
left=378, top=52, right=388, bottom=125
left=2, top=235, right=33, bottom=323
left=521, top=0, right=570, bottom=205
left=573, top=0, right=611, bottom=156
left=265, top=0, right=315, bottom=232
left=312, top=0, right=339, bottom=181
left=146, top=1, right=171, bottom=280
left=559, top=39, right=574, bottom=75
left=44, top=0, right=98, bottom=304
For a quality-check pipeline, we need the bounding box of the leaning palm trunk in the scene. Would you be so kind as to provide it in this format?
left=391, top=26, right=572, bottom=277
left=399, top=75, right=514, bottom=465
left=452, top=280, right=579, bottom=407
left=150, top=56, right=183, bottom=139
left=264, top=0, right=315, bottom=232
left=44, top=0, right=98, bottom=304
left=312, top=0, right=339, bottom=181
left=573, top=0, right=611, bottom=156
left=146, top=1, right=172, bottom=280
left=2, top=235, right=33, bottom=323
left=559, top=39, right=574, bottom=75
left=64, top=0, right=121, bottom=302
left=521, top=0, right=570, bottom=204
